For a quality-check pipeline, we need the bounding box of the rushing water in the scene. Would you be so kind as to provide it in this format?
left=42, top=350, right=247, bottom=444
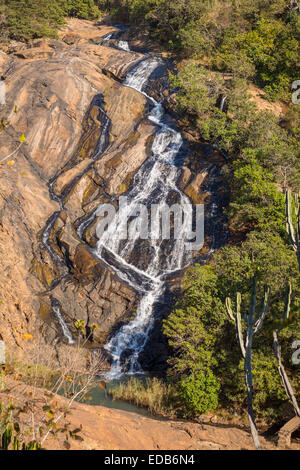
left=118, top=40, right=130, bottom=51
left=93, top=57, right=196, bottom=378
left=219, top=95, right=227, bottom=112
left=41, top=41, right=224, bottom=374
left=51, top=299, right=75, bottom=345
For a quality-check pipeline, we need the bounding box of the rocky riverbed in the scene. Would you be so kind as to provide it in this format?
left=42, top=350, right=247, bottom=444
left=0, top=18, right=227, bottom=372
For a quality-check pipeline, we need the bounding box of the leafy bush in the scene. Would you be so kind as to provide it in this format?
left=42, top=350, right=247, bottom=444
left=179, top=371, right=220, bottom=415
left=65, top=0, right=101, bottom=20
left=228, top=153, right=286, bottom=232
left=164, top=253, right=299, bottom=423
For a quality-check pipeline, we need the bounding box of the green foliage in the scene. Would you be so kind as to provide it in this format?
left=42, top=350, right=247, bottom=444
left=222, top=351, right=290, bottom=421
left=284, top=106, right=300, bottom=139
left=170, top=64, right=223, bottom=118
left=66, top=0, right=101, bottom=19
left=0, top=0, right=100, bottom=42
left=163, top=266, right=226, bottom=415
left=228, top=152, right=286, bottom=232
left=164, top=265, right=226, bottom=375
left=0, top=401, right=41, bottom=450
left=171, top=61, right=299, bottom=189
left=179, top=370, right=220, bottom=415
left=103, top=1, right=299, bottom=99
left=3, top=0, right=65, bottom=41
left=164, top=250, right=299, bottom=422
left=170, top=65, right=254, bottom=153
left=215, top=231, right=299, bottom=305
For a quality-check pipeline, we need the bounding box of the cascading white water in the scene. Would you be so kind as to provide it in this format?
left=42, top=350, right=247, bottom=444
left=118, top=40, right=130, bottom=51
left=52, top=303, right=75, bottom=345
left=0, top=80, right=6, bottom=105
left=93, top=57, right=195, bottom=378
left=124, top=57, right=160, bottom=97
left=219, top=95, right=227, bottom=112
left=101, top=32, right=113, bottom=42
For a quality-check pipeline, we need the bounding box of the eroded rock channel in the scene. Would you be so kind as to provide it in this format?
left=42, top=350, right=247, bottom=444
left=0, top=21, right=227, bottom=375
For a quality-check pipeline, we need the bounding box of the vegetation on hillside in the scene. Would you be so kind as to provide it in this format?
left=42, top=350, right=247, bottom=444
left=99, top=0, right=300, bottom=101
left=102, top=1, right=300, bottom=428
left=0, top=0, right=101, bottom=41
left=0, top=0, right=299, bottom=433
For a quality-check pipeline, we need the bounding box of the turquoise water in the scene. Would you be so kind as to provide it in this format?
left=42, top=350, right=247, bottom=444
left=83, top=380, right=150, bottom=417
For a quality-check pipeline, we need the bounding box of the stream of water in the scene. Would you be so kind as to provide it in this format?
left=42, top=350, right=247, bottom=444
left=42, top=39, right=224, bottom=378
left=93, top=57, right=199, bottom=378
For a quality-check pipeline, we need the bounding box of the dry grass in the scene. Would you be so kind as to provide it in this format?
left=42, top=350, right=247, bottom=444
left=1, top=336, right=107, bottom=448
left=110, top=377, right=178, bottom=418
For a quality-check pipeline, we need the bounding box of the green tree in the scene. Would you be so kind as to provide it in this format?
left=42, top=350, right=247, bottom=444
left=1, top=0, right=100, bottom=41
left=228, top=152, right=286, bottom=232
left=179, top=370, right=220, bottom=415
left=66, top=0, right=100, bottom=19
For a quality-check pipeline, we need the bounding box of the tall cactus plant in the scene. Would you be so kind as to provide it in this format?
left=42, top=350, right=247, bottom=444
left=226, top=277, right=269, bottom=450
left=286, top=189, right=300, bottom=271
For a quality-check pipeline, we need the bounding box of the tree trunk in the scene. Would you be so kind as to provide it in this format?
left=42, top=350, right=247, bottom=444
left=273, top=331, right=300, bottom=417
left=278, top=416, right=300, bottom=448
left=245, top=327, right=261, bottom=450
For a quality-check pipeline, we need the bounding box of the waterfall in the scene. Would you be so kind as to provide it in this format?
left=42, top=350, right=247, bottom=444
left=94, top=57, right=195, bottom=378
left=118, top=40, right=130, bottom=51
left=220, top=95, right=227, bottom=112
left=52, top=301, right=75, bottom=345
left=41, top=45, right=222, bottom=377
left=124, top=58, right=160, bottom=92
left=101, top=32, right=114, bottom=43
left=0, top=80, right=6, bottom=105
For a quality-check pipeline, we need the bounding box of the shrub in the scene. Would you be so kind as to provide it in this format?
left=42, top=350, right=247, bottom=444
left=179, top=370, right=220, bottom=415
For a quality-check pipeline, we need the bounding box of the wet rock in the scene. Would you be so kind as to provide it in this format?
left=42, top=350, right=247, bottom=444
left=0, top=19, right=146, bottom=350
left=94, top=119, right=155, bottom=195
left=73, top=244, right=101, bottom=279
left=52, top=159, right=93, bottom=197
left=138, top=292, right=175, bottom=374
left=143, top=62, right=171, bottom=102
left=182, top=169, right=210, bottom=204
left=46, top=246, right=138, bottom=345
left=0, top=18, right=228, bottom=375
left=100, top=47, right=145, bottom=81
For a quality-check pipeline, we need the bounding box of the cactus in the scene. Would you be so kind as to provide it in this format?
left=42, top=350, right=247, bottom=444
left=285, top=189, right=300, bottom=271
left=225, top=277, right=270, bottom=450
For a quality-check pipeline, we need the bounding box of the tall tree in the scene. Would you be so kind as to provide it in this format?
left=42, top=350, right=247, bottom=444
left=226, top=278, right=269, bottom=450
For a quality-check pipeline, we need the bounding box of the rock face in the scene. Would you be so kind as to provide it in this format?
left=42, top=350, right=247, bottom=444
left=0, top=18, right=227, bottom=368
left=48, top=245, right=137, bottom=345
left=0, top=19, right=153, bottom=351
left=5, top=376, right=296, bottom=451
